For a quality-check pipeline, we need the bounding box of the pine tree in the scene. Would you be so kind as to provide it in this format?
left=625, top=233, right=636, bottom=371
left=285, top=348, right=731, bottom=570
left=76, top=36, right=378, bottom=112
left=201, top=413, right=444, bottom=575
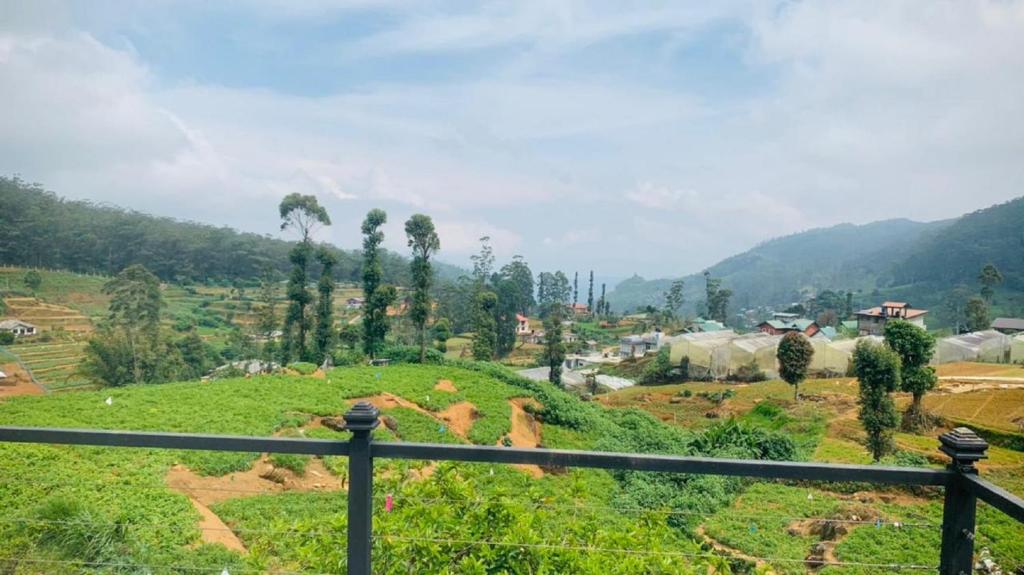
left=361, top=209, right=396, bottom=358
left=312, top=247, right=337, bottom=364
left=587, top=271, right=594, bottom=313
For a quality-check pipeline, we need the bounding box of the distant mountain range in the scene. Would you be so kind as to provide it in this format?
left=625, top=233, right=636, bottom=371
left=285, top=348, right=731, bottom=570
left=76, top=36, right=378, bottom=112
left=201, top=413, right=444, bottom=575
left=607, top=196, right=1024, bottom=328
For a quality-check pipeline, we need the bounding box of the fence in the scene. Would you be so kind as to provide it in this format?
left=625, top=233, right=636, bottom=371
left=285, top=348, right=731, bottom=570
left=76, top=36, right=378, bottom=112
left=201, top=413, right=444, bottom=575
left=1, top=401, right=1023, bottom=574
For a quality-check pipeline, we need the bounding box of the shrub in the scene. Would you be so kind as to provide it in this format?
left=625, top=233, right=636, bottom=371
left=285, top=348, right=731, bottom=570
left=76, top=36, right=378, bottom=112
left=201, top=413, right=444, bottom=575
left=639, top=347, right=672, bottom=385
left=0, top=331, right=14, bottom=345
left=287, top=361, right=318, bottom=375
left=728, top=359, right=767, bottom=383
left=380, top=344, right=444, bottom=365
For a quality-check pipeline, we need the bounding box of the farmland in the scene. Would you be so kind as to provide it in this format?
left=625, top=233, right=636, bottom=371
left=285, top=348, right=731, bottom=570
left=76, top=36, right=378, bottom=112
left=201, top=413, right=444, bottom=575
left=0, top=360, right=1021, bottom=572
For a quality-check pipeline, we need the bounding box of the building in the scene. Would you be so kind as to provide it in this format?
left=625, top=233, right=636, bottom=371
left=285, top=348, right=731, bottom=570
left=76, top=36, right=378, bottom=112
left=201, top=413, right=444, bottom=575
left=991, top=317, right=1024, bottom=335
left=856, top=302, right=927, bottom=336
left=757, top=318, right=820, bottom=337
left=345, top=297, right=365, bottom=310
left=0, top=319, right=37, bottom=337
left=515, top=314, right=531, bottom=336
left=619, top=332, right=662, bottom=358
left=569, top=303, right=590, bottom=317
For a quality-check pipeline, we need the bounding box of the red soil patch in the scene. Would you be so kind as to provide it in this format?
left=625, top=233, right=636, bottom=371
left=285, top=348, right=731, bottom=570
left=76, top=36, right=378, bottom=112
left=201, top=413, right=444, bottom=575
left=0, top=363, right=45, bottom=398
left=188, top=497, right=247, bottom=553
left=434, top=379, right=458, bottom=392
left=166, top=456, right=343, bottom=507
left=438, top=401, right=478, bottom=439
left=502, top=398, right=544, bottom=478
left=310, top=369, right=327, bottom=379
left=349, top=393, right=431, bottom=416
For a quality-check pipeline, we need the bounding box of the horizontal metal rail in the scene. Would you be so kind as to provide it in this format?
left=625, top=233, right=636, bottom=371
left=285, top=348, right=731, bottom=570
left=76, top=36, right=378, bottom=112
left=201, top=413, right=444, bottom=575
left=963, top=473, right=1024, bottom=523
left=0, top=426, right=953, bottom=486
left=373, top=442, right=955, bottom=486
left=0, top=426, right=350, bottom=456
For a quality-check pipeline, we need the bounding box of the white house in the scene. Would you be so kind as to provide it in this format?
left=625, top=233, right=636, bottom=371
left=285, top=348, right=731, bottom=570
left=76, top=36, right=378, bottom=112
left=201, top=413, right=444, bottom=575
left=345, top=297, right=365, bottom=310
left=515, top=314, right=531, bottom=336
left=619, top=331, right=662, bottom=358
left=0, top=320, right=37, bottom=338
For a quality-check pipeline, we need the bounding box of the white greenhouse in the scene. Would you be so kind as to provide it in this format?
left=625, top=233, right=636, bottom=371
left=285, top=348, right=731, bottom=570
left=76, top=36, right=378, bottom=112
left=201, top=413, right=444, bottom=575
left=933, top=330, right=1011, bottom=364
left=726, top=334, right=782, bottom=379
left=669, top=330, right=737, bottom=379
left=1008, top=334, right=1024, bottom=365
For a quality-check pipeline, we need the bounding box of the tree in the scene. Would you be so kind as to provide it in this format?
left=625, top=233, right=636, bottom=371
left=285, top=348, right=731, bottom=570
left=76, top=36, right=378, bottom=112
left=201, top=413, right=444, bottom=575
left=492, top=275, right=520, bottom=357
left=312, top=247, right=337, bottom=364
left=966, top=296, right=989, bottom=332
left=844, top=291, right=854, bottom=319
left=361, top=209, right=395, bottom=358
left=23, top=270, right=41, bottom=295
left=816, top=309, right=838, bottom=327
left=432, top=317, right=451, bottom=352
left=945, top=284, right=972, bottom=334
left=278, top=194, right=330, bottom=363
left=542, top=305, right=566, bottom=387
left=598, top=283, right=607, bottom=317
left=256, top=269, right=279, bottom=340
left=472, top=291, right=498, bottom=360
left=338, top=323, right=362, bottom=350
left=853, top=340, right=901, bottom=461
left=978, top=263, right=1003, bottom=303
left=663, top=279, right=685, bottom=323
left=884, top=320, right=937, bottom=431
left=777, top=332, right=814, bottom=401
left=573, top=272, right=579, bottom=306
left=470, top=236, right=494, bottom=285
left=404, top=214, right=441, bottom=363
left=279, top=193, right=331, bottom=243
left=502, top=256, right=535, bottom=314
left=587, top=271, right=595, bottom=314
left=703, top=272, right=731, bottom=324
left=177, top=329, right=216, bottom=380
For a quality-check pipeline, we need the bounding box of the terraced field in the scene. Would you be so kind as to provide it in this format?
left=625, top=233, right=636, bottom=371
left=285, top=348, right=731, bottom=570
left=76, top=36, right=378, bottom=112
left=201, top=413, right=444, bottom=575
left=1, top=297, right=93, bottom=333
left=8, top=340, right=91, bottom=391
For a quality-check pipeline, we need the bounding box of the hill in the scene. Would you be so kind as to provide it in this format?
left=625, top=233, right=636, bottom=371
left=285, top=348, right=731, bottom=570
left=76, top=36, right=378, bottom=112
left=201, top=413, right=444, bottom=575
left=607, top=196, right=1024, bottom=326
left=0, top=361, right=800, bottom=574
left=0, top=176, right=464, bottom=285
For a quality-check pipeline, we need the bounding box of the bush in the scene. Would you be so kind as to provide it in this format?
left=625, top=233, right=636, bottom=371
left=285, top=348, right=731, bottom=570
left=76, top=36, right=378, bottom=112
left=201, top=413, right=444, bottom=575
left=727, top=359, right=766, bottom=383
left=639, top=347, right=672, bottom=385
left=380, top=344, right=444, bottom=365
left=0, top=331, right=14, bottom=345
left=331, top=348, right=366, bottom=366
left=287, top=361, right=318, bottom=375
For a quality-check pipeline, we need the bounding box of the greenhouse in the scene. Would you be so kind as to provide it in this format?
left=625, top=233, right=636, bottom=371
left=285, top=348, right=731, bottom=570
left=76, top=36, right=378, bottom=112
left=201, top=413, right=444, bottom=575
left=725, top=334, right=782, bottom=379
left=808, top=336, right=883, bottom=376
left=933, top=330, right=1012, bottom=364
left=1009, top=334, right=1024, bottom=365
left=668, top=330, right=737, bottom=379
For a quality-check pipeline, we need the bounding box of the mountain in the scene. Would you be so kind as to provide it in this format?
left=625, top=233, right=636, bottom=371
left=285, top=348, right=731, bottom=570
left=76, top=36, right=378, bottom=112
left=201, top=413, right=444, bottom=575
left=607, top=196, right=1024, bottom=327
left=0, top=176, right=465, bottom=285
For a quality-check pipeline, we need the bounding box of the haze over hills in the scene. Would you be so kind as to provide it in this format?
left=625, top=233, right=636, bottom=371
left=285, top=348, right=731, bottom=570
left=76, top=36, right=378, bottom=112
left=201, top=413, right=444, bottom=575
left=607, top=196, right=1024, bottom=326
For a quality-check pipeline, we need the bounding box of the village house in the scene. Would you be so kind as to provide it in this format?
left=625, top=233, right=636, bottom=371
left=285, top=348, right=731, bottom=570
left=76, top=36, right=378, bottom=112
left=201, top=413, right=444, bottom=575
left=991, top=317, right=1024, bottom=335
left=856, top=301, right=927, bottom=336
left=515, top=314, right=531, bottom=336
left=345, top=297, right=365, bottom=310
left=757, top=318, right=820, bottom=337
left=569, top=303, right=589, bottom=317
left=0, top=319, right=37, bottom=338
left=619, top=331, right=662, bottom=358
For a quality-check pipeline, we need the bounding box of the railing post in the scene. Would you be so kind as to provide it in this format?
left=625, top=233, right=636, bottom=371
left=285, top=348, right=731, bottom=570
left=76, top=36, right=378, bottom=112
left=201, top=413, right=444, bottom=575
left=938, top=427, right=988, bottom=575
left=344, top=402, right=380, bottom=575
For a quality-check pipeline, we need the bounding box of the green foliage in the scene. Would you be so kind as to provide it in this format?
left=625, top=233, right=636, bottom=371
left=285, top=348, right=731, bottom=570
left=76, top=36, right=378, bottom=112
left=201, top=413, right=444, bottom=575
left=853, top=340, right=901, bottom=461
left=883, top=320, right=938, bottom=429
left=432, top=317, right=451, bottom=352
left=278, top=192, right=331, bottom=242
left=312, top=247, right=337, bottom=364
left=979, top=262, right=1004, bottom=303
left=23, top=269, right=42, bottom=293
left=541, top=306, right=566, bottom=386
left=472, top=291, right=498, bottom=361
left=361, top=209, right=394, bottom=358
left=287, top=361, right=318, bottom=375
left=404, top=214, right=440, bottom=363
left=0, top=331, right=14, bottom=345
left=967, top=295, right=989, bottom=332
left=639, top=346, right=673, bottom=385
left=777, top=331, right=814, bottom=400
left=281, top=241, right=314, bottom=363
left=379, top=344, right=444, bottom=365
left=703, top=272, right=732, bottom=324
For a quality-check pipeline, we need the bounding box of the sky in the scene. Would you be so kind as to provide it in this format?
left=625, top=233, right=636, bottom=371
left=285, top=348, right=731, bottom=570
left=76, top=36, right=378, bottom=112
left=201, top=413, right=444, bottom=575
left=2, top=1, right=1023, bottom=281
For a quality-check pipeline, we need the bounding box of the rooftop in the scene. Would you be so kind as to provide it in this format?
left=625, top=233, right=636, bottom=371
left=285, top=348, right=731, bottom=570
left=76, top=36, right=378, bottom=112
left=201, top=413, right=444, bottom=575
left=992, top=317, right=1024, bottom=331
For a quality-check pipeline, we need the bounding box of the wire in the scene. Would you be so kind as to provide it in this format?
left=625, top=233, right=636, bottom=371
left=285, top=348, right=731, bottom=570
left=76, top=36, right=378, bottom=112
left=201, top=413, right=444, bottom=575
left=0, top=556, right=331, bottom=575
left=375, top=534, right=939, bottom=570
left=0, top=517, right=346, bottom=539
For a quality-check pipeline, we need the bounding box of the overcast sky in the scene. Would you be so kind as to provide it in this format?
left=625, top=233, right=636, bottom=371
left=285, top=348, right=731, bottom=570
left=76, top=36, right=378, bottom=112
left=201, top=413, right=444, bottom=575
left=2, top=1, right=1023, bottom=279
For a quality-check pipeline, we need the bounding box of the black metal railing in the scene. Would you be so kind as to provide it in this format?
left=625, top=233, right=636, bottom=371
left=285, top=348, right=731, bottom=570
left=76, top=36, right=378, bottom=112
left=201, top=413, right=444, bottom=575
left=1, top=400, right=1022, bottom=574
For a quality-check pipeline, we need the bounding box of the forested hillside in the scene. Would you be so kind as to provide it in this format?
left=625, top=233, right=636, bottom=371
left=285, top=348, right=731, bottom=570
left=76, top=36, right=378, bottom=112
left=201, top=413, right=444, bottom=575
left=608, top=218, right=948, bottom=314
left=607, top=195, right=1024, bottom=326
left=0, top=177, right=461, bottom=284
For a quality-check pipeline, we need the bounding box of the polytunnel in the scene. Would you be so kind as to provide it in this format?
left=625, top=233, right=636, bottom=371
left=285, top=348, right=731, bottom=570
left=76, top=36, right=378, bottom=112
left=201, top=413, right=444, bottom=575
left=1011, top=335, right=1024, bottom=364
left=669, top=330, right=737, bottom=379
left=726, top=334, right=781, bottom=379
left=933, top=330, right=1011, bottom=364
left=810, top=336, right=883, bottom=376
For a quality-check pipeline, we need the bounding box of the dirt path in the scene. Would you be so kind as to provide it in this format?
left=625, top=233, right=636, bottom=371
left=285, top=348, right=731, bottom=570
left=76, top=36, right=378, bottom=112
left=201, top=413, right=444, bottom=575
left=349, top=393, right=432, bottom=416
left=501, top=399, right=544, bottom=478
left=166, top=456, right=343, bottom=506
left=188, top=497, right=247, bottom=553
left=694, top=525, right=772, bottom=571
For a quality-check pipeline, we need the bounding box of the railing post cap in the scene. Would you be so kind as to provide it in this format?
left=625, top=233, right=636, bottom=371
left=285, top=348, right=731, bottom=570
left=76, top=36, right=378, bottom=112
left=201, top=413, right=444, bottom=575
left=939, top=427, right=988, bottom=469
left=344, top=402, right=381, bottom=432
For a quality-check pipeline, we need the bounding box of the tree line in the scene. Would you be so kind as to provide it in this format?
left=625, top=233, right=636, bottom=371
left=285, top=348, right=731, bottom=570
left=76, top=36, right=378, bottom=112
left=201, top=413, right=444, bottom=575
left=0, top=176, right=459, bottom=286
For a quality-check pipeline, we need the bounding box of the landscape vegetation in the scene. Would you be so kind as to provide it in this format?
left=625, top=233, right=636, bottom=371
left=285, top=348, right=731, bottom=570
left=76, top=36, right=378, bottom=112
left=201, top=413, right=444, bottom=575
left=1, top=177, right=1023, bottom=573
